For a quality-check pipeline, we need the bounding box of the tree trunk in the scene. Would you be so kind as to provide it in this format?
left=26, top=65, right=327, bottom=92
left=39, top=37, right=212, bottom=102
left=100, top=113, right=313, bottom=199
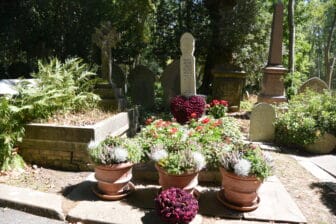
left=288, top=0, right=295, bottom=74
left=324, top=10, right=336, bottom=88
left=328, top=57, right=335, bottom=88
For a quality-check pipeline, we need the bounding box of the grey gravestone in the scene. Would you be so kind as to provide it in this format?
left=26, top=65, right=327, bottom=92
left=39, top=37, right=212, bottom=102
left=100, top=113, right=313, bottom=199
left=298, top=77, right=329, bottom=94
left=92, top=21, right=119, bottom=83
left=180, top=32, right=196, bottom=97
left=112, top=64, right=125, bottom=93
left=128, top=65, right=155, bottom=109
left=161, top=60, right=180, bottom=108
left=249, top=103, right=276, bottom=142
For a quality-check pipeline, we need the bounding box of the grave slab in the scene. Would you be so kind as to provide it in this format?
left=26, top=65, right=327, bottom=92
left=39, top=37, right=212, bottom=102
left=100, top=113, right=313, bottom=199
left=310, top=155, right=336, bottom=178
left=244, top=176, right=307, bottom=223
left=67, top=174, right=306, bottom=223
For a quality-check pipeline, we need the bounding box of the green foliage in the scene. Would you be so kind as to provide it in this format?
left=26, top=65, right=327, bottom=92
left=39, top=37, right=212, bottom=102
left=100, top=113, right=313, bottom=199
left=137, top=116, right=242, bottom=172
left=88, top=137, right=143, bottom=165
left=219, top=142, right=272, bottom=180
left=284, top=71, right=308, bottom=99
left=14, top=57, right=100, bottom=120
left=275, top=90, right=336, bottom=147
left=0, top=98, right=26, bottom=171
left=0, top=57, right=100, bottom=171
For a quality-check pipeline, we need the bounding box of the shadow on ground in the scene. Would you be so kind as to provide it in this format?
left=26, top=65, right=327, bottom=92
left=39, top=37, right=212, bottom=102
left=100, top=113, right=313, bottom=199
left=310, top=182, right=336, bottom=215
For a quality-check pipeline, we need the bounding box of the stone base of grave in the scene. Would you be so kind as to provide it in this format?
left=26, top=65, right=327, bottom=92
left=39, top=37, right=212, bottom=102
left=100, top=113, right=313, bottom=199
left=258, top=66, right=287, bottom=104
left=94, top=83, right=127, bottom=111
left=19, top=112, right=130, bottom=171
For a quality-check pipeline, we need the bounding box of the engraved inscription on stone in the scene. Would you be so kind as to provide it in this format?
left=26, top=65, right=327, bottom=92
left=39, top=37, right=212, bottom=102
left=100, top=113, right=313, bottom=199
left=180, top=32, right=196, bottom=97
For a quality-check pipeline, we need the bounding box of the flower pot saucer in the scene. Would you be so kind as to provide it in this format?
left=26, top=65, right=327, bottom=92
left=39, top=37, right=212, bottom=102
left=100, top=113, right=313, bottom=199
left=216, top=190, right=260, bottom=212
left=158, top=187, right=201, bottom=200
left=92, top=182, right=135, bottom=201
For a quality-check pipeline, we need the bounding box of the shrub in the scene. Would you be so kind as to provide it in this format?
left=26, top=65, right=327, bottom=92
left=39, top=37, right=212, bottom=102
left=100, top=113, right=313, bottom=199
left=275, top=90, right=336, bottom=146
left=0, top=57, right=100, bottom=171
left=155, top=187, right=198, bottom=224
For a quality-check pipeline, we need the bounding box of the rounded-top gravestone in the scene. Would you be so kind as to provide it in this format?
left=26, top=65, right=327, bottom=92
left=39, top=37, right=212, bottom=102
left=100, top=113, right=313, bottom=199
left=298, top=77, right=329, bottom=94
left=249, top=103, right=276, bottom=142
left=161, top=60, right=180, bottom=108
left=128, top=65, right=155, bottom=109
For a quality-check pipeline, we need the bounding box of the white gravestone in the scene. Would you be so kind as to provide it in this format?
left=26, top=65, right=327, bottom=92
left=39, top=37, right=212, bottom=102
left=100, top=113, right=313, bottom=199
left=180, top=33, right=196, bottom=97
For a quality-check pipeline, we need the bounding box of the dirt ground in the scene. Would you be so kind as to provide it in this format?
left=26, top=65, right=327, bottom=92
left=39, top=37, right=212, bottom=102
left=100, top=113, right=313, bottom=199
left=0, top=111, right=335, bottom=223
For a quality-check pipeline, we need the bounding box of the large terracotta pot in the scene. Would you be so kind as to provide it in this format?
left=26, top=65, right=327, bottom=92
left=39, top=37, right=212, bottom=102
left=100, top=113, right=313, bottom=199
left=155, top=163, right=198, bottom=193
left=94, top=162, right=133, bottom=195
left=218, top=167, right=262, bottom=211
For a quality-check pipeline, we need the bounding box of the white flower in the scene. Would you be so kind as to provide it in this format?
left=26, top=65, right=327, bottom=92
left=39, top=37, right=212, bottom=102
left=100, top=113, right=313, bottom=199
left=113, top=147, right=128, bottom=163
left=150, top=145, right=168, bottom=162
left=88, top=140, right=99, bottom=150
left=234, top=159, right=251, bottom=176
left=192, top=151, right=206, bottom=171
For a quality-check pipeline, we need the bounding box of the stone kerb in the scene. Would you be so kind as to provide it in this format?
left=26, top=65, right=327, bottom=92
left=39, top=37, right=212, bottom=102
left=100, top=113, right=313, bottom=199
left=20, top=112, right=130, bottom=171
left=249, top=103, right=276, bottom=142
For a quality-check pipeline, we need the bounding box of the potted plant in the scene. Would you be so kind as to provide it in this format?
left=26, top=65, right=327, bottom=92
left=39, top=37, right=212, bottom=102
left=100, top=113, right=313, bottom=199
left=88, top=136, right=142, bottom=200
left=206, top=99, right=229, bottom=119
left=217, top=142, right=273, bottom=211
left=275, top=90, right=336, bottom=154
left=149, top=140, right=206, bottom=194
left=155, top=187, right=199, bottom=224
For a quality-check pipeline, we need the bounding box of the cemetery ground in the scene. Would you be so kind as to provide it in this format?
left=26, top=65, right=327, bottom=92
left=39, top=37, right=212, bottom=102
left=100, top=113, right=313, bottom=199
left=0, top=107, right=335, bottom=224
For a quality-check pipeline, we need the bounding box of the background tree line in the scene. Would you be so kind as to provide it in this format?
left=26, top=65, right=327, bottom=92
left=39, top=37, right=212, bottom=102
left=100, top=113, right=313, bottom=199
left=0, top=0, right=335, bottom=93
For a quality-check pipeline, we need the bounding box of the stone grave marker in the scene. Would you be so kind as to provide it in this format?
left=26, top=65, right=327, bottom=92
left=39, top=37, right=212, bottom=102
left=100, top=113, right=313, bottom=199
left=92, top=21, right=119, bottom=83
left=298, top=77, right=329, bottom=94
left=128, top=65, right=155, bottom=109
left=180, top=32, right=196, bottom=97
left=249, top=103, right=276, bottom=142
left=111, top=64, right=126, bottom=93
left=160, top=60, right=180, bottom=108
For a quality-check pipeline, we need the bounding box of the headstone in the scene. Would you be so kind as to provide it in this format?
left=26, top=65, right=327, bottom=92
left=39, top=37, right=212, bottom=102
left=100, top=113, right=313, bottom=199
left=161, top=60, right=180, bottom=108
left=180, top=33, right=196, bottom=97
left=128, top=65, right=155, bottom=109
left=111, top=64, right=126, bottom=93
left=249, top=103, right=276, bottom=142
left=298, top=77, right=329, bottom=94
left=92, top=22, right=119, bottom=83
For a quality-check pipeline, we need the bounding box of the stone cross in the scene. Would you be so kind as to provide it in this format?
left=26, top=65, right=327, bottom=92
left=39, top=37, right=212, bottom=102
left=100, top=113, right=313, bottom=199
left=268, top=2, right=284, bottom=66
left=92, top=22, right=119, bottom=83
left=180, top=33, right=196, bottom=97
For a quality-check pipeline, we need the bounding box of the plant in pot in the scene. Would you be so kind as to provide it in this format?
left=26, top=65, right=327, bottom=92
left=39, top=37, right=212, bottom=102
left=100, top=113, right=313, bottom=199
left=275, top=90, right=336, bottom=154
left=217, top=142, right=273, bottom=211
left=206, top=99, right=229, bottom=119
left=88, top=136, right=142, bottom=200
left=149, top=139, right=206, bottom=195
left=155, top=187, right=199, bottom=224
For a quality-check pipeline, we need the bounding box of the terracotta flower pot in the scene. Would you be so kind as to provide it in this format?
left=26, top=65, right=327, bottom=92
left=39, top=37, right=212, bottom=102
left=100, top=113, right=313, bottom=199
left=155, top=163, right=198, bottom=193
left=218, top=167, right=262, bottom=211
left=95, top=162, right=133, bottom=195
